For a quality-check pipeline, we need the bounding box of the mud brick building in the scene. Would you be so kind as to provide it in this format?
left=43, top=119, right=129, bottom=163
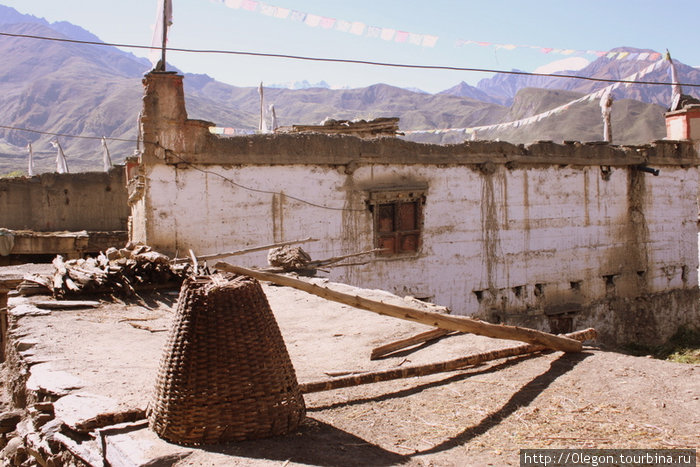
left=128, top=71, right=700, bottom=345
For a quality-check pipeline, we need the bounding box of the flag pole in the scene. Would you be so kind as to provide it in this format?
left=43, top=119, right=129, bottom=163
left=160, top=0, right=168, bottom=71
left=258, top=82, right=264, bottom=132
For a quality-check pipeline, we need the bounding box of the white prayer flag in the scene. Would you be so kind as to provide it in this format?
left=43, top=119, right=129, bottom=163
left=665, top=50, right=683, bottom=111
left=101, top=137, right=112, bottom=172
left=149, top=0, right=173, bottom=69
left=269, top=104, right=278, bottom=131
left=51, top=140, right=69, bottom=174
left=27, top=143, right=34, bottom=177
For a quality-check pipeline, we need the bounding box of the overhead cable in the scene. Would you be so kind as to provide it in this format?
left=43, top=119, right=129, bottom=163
left=1, top=31, right=699, bottom=88
left=0, top=124, right=138, bottom=143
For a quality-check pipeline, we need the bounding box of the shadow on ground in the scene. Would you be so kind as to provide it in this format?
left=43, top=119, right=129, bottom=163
left=416, top=351, right=592, bottom=456
left=193, top=351, right=591, bottom=466
left=199, top=418, right=405, bottom=466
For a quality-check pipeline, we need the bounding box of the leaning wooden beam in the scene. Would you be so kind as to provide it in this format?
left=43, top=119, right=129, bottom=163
left=172, top=237, right=318, bottom=264
left=371, top=328, right=455, bottom=360
left=309, top=248, right=387, bottom=268
left=214, top=263, right=583, bottom=353
left=300, top=328, right=596, bottom=393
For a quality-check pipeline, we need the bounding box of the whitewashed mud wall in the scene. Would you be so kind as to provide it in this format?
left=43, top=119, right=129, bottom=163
left=136, top=159, right=698, bottom=346
left=130, top=71, right=700, bottom=346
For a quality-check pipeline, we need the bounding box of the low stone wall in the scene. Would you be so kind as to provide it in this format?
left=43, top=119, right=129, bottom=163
left=0, top=168, right=129, bottom=232
left=491, top=289, right=699, bottom=346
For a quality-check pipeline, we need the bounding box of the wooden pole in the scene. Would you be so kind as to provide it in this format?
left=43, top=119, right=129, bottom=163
left=172, top=237, right=318, bottom=264
left=371, top=328, right=454, bottom=360
left=160, top=0, right=168, bottom=71
left=259, top=82, right=264, bottom=132
left=214, top=263, right=583, bottom=353
left=299, top=328, right=596, bottom=393
left=309, top=248, right=386, bottom=268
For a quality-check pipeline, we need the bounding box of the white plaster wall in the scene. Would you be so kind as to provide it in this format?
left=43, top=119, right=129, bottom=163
left=144, top=164, right=364, bottom=265
left=142, top=162, right=698, bottom=317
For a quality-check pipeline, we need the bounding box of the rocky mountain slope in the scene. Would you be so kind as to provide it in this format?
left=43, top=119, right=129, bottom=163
left=443, top=47, right=700, bottom=108
left=0, top=5, right=693, bottom=174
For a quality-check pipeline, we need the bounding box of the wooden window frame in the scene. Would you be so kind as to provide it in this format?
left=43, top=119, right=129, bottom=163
left=367, top=189, right=425, bottom=257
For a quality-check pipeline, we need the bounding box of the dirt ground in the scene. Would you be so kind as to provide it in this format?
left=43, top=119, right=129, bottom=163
left=3, top=279, right=699, bottom=466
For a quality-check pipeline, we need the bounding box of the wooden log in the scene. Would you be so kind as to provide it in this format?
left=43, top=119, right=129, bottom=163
left=188, top=249, right=198, bottom=273
left=299, top=328, right=597, bottom=393
left=34, top=301, right=101, bottom=310
left=22, top=274, right=53, bottom=290
left=52, top=255, right=67, bottom=291
left=63, top=277, right=80, bottom=292
left=308, top=248, right=387, bottom=268
left=371, top=328, right=454, bottom=360
left=214, top=263, right=583, bottom=353
left=18, top=281, right=52, bottom=296
left=66, top=267, right=98, bottom=286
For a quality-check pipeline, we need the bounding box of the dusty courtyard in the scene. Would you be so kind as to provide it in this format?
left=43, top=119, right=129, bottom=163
left=1, top=273, right=698, bottom=466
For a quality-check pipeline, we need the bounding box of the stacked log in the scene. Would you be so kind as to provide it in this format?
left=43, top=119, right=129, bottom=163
left=19, top=243, right=189, bottom=297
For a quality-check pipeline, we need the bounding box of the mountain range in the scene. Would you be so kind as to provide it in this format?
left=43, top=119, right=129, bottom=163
left=1, top=5, right=698, bottom=174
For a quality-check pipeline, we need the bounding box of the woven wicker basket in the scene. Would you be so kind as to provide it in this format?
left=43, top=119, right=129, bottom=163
left=148, top=274, right=306, bottom=445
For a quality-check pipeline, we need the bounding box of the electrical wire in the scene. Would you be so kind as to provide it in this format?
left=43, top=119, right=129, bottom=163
left=165, top=148, right=365, bottom=212
left=2, top=121, right=365, bottom=211
left=0, top=30, right=693, bottom=210
left=0, top=124, right=139, bottom=143
left=1, top=31, right=699, bottom=88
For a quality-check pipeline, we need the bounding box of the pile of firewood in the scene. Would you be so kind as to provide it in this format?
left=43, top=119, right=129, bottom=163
left=19, top=243, right=190, bottom=297
left=267, top=246, right=312, bottom=272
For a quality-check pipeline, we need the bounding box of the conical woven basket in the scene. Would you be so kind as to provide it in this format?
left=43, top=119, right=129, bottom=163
left=148, top=274, right=306, bottom=445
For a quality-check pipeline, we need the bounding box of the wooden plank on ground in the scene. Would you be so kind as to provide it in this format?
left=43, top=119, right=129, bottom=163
left=371, top=328, right=454, bottom=360
left=300, top=328, right=597, bottom=393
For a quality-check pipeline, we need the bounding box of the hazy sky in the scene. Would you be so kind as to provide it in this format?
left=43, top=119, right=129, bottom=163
left=1, top=0, right=698, bottom=92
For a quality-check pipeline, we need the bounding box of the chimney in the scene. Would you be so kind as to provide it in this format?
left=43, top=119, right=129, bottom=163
left=140, top=71, right=188, bottom=164
left=666, top=104, right=700, bottom=148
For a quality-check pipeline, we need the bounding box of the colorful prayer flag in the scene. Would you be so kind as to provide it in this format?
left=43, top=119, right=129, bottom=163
left=380, top=28, right=396, bottom=41
left=274, top=7, right=289, bottom=18
left=422, top=35, right=438, bottom=47
left=290, top=10, right=305, bottom=22
left=320, top=17, right=336, bottom=29
left=367, top=26, right=381, bottom=38
left=259, top=3, right=275, bottom=16
left=241, top=0, right=258, bottom=12
left=350, top=21, right=366, bottom=35
left=395, top=31, right=409, bottom=43
left=408, top=33, right=423, bottom=45
left=305, top=14, right=321, bottom=27
left=335, top=19, right=351, bottom=32
left=224, top=0, right=242, bottom=9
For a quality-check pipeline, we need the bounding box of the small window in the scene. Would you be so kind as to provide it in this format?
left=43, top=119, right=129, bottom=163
left=368, top=189, right=425, bottom=256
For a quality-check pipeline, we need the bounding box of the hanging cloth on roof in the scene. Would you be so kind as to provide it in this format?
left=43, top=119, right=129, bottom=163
left=51, top=140, right=69, bottom=174
left=599, top=88, right=614, bottom=142
left=101, top=137, right=112, bottom=172
left=665, top=50, right=683, bottom=111
left=149, top=0, right=173, bottom=70
left=258, top=82, right=265, bottom=132
left=27, top=143, right=35, bottom=177
left=269, top=104, right=278, bottom=131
